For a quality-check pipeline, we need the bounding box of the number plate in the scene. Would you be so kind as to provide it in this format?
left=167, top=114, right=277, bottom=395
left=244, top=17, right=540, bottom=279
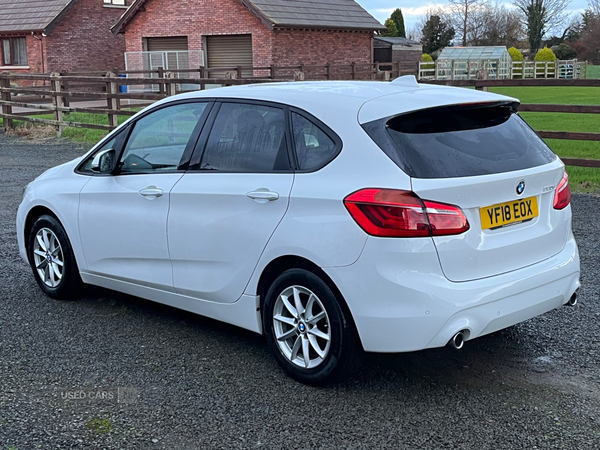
left=480, top=196, right=538, bottom=230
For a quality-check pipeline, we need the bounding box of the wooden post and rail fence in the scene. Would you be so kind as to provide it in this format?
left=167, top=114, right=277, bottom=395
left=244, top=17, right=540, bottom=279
left=1, top=70, right=599, bottom=169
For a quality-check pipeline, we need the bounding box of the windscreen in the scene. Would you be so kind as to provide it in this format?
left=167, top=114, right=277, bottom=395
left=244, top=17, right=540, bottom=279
left=362, top=103, right=556, bottom=179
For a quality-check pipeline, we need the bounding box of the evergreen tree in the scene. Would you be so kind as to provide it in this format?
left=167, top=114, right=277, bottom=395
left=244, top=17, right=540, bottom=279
left=421, top=15, right=455, bottom=54
left=381, top=18, right=399, bottom=37
left=390, top=8, right=406, bottom=38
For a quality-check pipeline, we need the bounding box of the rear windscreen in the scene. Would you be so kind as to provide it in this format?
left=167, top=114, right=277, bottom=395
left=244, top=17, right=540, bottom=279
left=361, top=103, right=556, bottom=179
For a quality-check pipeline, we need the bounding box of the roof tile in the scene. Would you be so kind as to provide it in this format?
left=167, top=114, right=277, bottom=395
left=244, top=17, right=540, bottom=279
left=244, top=0, right=385, bottom=30
left=0, top=0, right=72, bottom=33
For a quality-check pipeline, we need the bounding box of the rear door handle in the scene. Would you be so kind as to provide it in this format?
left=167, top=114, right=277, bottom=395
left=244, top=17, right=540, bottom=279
left=139, top=186, right=164, bottom=199
left=246, top=190, right=279, bottom=202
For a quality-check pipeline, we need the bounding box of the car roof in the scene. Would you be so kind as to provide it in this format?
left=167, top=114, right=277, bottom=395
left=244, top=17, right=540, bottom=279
left=158, top=78, right=518, bottom=127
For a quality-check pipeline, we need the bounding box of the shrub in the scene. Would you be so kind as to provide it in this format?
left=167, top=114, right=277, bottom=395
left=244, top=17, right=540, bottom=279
left=554, top=43, right=577, bottom=60
left=421, top=53, right=434, bottom=70
left=534, top=46, right=556, bottom=61
left=534, top=46, right=556, bottom=78
left=508, top=47, right=523, bottom=61
left=508, top=47, right=524, bottom=78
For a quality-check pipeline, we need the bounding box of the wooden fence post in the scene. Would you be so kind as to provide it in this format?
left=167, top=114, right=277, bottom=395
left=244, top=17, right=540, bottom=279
left=165, top=72, right=177, bottom=97
left=0, top=72, right=13, bottom=131
left=106, top=71, right=119, bottom=129
left=199, top=66, right=206, bottom=90
left=236, top=65, right=243, bottom=79
left=50, top=72, right=64, bottom=137
left=62, top=71, right=70, bottom=110
left=157, top=67, right=165, bottom=95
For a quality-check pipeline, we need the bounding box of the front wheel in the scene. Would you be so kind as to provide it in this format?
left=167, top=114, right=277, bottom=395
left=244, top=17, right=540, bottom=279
left=263, top=269, right=361, bottom=385
left=28, top=215, right=83, bottom=299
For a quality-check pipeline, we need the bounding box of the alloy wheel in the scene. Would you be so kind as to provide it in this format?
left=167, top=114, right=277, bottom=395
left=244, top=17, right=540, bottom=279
left=32, top=227, right=64, bottom=288
left=272, top=285, right=331, bottom=369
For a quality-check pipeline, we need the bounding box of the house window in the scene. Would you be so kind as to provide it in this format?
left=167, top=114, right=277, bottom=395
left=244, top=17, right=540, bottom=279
left=1, top=37, right=28, bottom=66
left=104, top=0, right=126, bottom=5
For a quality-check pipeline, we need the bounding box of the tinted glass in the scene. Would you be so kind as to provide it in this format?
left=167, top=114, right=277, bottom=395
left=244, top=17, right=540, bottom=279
left=362, top=105, right=556, bottom=179
left=200, top=103, right=289, bottom=172
left=120, top=102, right=207, bottom=173
left=292, top=113, right=337, bottom=170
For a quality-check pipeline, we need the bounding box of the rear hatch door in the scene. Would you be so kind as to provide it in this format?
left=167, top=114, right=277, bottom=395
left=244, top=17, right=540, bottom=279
left=361, top=99, right=571, bottom=282
left=412, top=163, right=569, bottom=282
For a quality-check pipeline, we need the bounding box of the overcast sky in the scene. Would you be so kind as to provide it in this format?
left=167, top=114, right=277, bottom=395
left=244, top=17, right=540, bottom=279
left=355, top=0, right=590, bottom=35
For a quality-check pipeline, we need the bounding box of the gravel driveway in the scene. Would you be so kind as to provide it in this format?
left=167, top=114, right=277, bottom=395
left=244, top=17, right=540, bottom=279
left=1, top=130, right=599, bottom=449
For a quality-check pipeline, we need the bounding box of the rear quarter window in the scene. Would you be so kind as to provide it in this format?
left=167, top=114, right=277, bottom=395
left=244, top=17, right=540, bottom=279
left=362, top=103, right=556, bottom=179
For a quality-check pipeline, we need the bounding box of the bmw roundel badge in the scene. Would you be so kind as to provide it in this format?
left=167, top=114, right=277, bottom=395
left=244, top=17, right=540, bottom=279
left=516, top=180, right=525, bottom=195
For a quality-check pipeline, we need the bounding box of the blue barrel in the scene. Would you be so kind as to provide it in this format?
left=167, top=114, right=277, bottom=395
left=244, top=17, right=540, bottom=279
left=118, top=74, right=128, bottom=93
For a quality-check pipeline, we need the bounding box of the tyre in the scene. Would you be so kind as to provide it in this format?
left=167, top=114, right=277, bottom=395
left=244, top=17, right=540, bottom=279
left=28, top=214, right=83, bottom=299
left=263, top=268, right=361, bottom=385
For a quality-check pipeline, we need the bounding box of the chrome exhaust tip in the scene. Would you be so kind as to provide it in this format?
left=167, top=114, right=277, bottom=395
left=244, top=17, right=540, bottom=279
left=567, top=292, right=577, bottom=306
left=448, top=331, right=465, bottom=350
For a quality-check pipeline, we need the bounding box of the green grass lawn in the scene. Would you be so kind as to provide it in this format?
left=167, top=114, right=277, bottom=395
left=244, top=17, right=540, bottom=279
left=12, top=110, right=135, bottom=142
left=586, top=64, right=599, bottom=79
left=489, top=86, right=600, bottom=193
left=489, top=86, right=600, bottom=105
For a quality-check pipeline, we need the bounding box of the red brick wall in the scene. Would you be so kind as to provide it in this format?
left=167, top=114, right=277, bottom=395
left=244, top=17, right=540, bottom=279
left=26, top=34, right=44, bottom=73
left=44, top=0, right=127, bottom=72
left=271, top=30, right=373, bottom=66
left=123, top=0, right=273, bottom=68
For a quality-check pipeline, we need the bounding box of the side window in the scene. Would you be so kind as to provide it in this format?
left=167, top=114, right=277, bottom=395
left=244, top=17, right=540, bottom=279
left=200, top=103, right=289, bottom=172
left=119, top=102, right=207, bottom=173
left=292, top=112, right=338, bottom=171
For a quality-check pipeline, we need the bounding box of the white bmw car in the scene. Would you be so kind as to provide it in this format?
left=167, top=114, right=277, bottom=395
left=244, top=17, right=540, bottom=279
left=17, top=77, right=580, bottom=385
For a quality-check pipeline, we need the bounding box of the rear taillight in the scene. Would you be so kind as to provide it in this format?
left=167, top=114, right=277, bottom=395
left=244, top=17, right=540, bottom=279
left=553, top=171, right=571, bottom=210
left=344, top=189, right=469, bottom=238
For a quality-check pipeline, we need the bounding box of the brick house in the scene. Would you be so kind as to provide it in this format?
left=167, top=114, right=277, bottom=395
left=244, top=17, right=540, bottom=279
left=111, top=0, right=385, bottom=74
left=0, top=0, right=128, bottom=74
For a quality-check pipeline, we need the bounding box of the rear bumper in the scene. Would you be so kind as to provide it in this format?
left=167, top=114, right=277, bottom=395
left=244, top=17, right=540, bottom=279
left=324, top=235, right=580, bottom=353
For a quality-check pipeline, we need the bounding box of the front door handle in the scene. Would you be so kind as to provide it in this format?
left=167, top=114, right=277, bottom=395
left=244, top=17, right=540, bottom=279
left=139, top=186, right=164, bottom=199
left=246, top=189, right=279, bottom=203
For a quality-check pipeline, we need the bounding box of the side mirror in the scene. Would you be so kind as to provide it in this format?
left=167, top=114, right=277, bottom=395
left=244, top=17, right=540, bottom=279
left=91, top=149, right=116, bottom=174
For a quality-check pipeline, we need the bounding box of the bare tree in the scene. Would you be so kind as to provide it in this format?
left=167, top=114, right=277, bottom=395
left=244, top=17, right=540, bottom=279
left=448, top=0, right=488, bottom=46
left=476, top=2, right=525, bottom=47
left=588, top=0, right=600, bottom=15
left=513, top=0, right=571, bottom=56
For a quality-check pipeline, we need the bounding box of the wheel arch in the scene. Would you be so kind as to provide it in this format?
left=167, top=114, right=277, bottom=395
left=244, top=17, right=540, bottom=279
left=23, top=206, right=61, bottom=255
left=256, top=255, right=361, bottom=346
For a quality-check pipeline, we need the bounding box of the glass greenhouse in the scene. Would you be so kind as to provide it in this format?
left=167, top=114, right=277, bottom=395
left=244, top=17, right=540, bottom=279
left=434, top=46, right=512, bottom=80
